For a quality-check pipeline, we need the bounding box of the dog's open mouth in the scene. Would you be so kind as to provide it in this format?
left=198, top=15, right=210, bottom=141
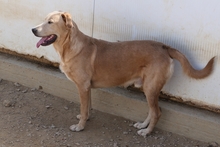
left=36, top=34, right=57, bottom=48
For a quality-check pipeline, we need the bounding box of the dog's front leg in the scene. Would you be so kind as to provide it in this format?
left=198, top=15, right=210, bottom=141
left=76, top=90, right=91, bottom=120
left=70, top=84, right=91, bottom=132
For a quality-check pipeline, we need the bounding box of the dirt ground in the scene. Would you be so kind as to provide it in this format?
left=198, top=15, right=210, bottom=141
left=0, top=79, right=218, bottom=147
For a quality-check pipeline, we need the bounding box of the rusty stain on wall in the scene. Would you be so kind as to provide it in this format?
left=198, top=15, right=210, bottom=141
left=160, top=92, right=220, bottom=114
left=127, top=86, right=220, bottom=114
left=0, top=48, right=59, bottom=67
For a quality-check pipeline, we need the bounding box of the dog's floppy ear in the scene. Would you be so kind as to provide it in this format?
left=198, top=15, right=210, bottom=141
left=61, top=12, right=73, bottom=29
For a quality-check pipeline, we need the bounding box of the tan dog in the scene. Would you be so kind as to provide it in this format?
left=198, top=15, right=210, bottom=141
left=32, top=11, right=215, bottom=136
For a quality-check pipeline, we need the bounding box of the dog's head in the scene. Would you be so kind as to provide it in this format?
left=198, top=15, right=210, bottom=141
left=32, top=11, right=74, bottom=48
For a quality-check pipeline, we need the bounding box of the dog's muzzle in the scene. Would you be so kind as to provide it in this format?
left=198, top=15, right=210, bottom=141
left=31, top=27, right=57, bottom=48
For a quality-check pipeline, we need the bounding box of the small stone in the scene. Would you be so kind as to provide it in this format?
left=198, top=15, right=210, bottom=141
left=14, top=83, right=20, bottom=87
left=31, top=88, right=36, bottom=91
left=55, top=132, right=60, bottom=136
left=46, top=105, right=51, bottom=109
left=64, top=106, right=69, bottom=110
left=22, top=89, right=28, bottom=93
left=113, top=142, right=119, bottom=147
left=27, top=133, right=31, bottom=137
left=38, top=86, right=43, bottom=90
left=75, top=143, right=80, bottom=146
left=154, top=137, right=159, bottom=140
left=167, top=132, right=172, bottom=136
left=3, top=100, right=12, bottom=107
left=42, top=125, right=47, bottom=129
left=209, top=142, right=219, bottom=147
left=129, top=123, right=133, bottom=127
left=51, top=124, right=55, bottom=128
left=123, top=131, right=128, bottom=135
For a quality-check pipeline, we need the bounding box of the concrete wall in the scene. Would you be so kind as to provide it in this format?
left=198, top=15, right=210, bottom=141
left=0, top=0, right=219, bottom=109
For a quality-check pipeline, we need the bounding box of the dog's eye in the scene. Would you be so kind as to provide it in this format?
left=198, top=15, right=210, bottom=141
left=48, top=20, right=53, bottom=24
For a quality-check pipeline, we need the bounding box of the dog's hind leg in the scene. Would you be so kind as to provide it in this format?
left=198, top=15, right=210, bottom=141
left=134, top=71, right=166, bottom=137
left=137, top=89, right=161, bottom=137
left=133, top=110, right=151, bottom=129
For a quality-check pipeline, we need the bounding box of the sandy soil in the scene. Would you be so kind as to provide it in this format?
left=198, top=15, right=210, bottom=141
left=0, top=79, right=218, bottom=147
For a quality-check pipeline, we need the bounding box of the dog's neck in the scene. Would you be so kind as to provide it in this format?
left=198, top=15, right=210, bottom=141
left=53, top=27, right=90, bottom=63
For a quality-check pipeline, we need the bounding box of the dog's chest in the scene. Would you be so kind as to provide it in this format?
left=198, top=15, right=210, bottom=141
left=59, top=62, right=73, bottom=81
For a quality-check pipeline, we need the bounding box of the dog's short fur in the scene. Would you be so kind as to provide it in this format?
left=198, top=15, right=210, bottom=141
left=32, top=11, right=215, bottom=136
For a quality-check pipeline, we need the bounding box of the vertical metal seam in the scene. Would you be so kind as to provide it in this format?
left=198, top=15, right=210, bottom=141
left=91, top=0, right=96, bottom=37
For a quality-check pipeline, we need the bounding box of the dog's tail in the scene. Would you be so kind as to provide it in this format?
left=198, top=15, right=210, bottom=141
left=166, top=46, right=215, bottom=79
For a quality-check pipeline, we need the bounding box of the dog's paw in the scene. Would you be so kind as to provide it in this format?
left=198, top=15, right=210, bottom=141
left=137, top=128, right=150, bottom=137
left=69, top=124, right=84, bottom=132
left=133, top=122, right=147, bottom=129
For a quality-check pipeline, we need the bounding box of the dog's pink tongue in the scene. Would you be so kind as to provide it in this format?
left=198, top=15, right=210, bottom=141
left=36, top=37, right=48, bottom=48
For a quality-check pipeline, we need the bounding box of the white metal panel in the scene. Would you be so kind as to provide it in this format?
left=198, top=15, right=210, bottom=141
left=0, top=0, right=94, bottom=62
left=0, top=0, right=219, bottom=109
left=93, top=0, right=220, bottom=108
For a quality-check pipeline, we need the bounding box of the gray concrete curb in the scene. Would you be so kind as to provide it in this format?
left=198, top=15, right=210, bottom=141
left=0, top=53, right=219, bottom=144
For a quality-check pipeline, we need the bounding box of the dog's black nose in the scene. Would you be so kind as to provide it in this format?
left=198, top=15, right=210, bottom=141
left=32, top=28, right=37, bottom=35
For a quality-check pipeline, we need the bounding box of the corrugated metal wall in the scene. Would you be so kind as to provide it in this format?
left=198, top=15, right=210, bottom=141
left=0, top=0, right=219, bottom=109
